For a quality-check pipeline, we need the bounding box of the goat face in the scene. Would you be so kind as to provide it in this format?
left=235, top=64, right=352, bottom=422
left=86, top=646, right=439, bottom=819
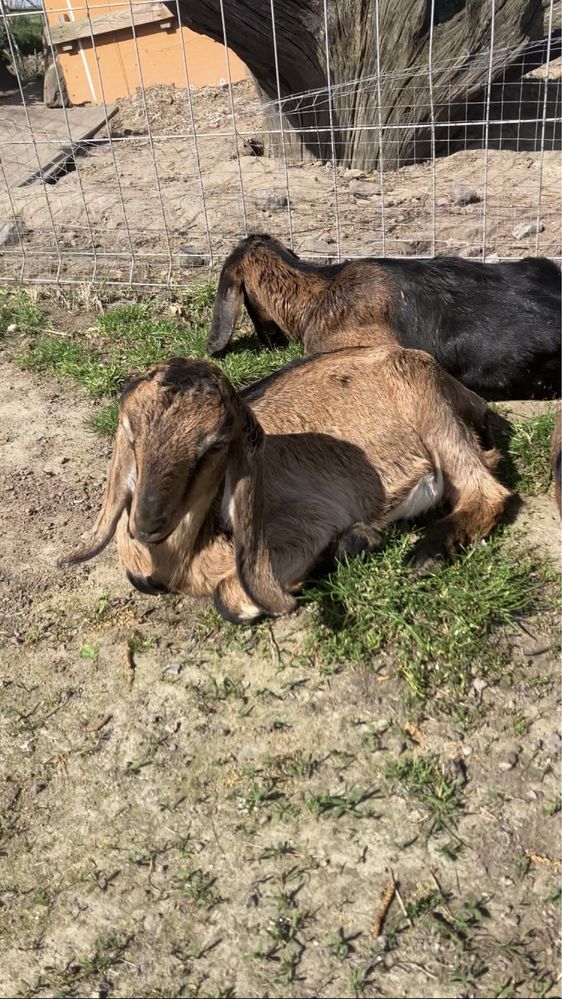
left=123, top=359, right=237, bottom=545
left=59, top=357, right=240, bottom=565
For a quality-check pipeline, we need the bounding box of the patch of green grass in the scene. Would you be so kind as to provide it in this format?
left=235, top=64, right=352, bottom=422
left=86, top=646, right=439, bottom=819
left=308, top=531, right=555, bottom=701
left=497, top=410, right=556, bottom=495
left=172, top=867, right=218, bottom=909
left=325, top=928, right=355, bottom=960
left=87, top=400, right=119, bottom=436
left=79, top=643, right=98, bottom=660
left=306, top=786, right=376, bottom=818
left=20, top=285, right=303, bottom=424
left=385, top=754, right=463, bottom=833
left=0, top=288, right=42, bottom=337
left=236, top=772, right=285, bottom=816
left=20, top=339, right=124, bottom=397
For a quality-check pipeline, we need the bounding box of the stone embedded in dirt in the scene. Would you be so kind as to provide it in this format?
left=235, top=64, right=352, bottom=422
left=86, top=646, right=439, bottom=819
left=178, top=245, right=206, bottom=268
left=162, top=661, right=182, bottom=676
left=344, top=168, right=366, bottom=179
left=459, top=243, right=495, bottom=259
left=0, top=223, right=20, bottom=247
left=348, top=180, right=380, bottom=198
left=498, top=748, right=521, bottom=772
left=436, top=197, right=449, bottom=208
left=451, top=182, right=480, bottom=205
left=512, top=220, right=545, bottom=240
left=545, top=732, right=562, bottom=753
left=254, top=192, right=288, bottom=210
left=43, top=456, right=69, bottom=476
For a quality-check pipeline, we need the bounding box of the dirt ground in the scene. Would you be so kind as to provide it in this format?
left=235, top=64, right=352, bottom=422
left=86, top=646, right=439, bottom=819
left=0, top=74, right=560, bottom=286
left=0, top=354, right=560, bottom=998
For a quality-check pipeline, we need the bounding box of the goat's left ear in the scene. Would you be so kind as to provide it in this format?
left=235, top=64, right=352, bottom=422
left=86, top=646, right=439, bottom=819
left=206, top=270, right=243, bottom=355
left=58, top=424, right=132, bottom=567
left=228, top=401, right=296, bottom=617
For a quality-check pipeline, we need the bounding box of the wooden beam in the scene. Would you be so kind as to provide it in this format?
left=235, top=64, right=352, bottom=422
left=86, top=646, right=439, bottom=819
left=50, top=3, right=175, bottom=46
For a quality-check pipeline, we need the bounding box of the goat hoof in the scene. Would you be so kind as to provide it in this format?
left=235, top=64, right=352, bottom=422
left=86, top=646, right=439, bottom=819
left=405, top=538, right=450, bottom=576
left=127, top=571, right=170, bottom=595
left=213, top=580, right=265, bottom=625
left=335, top=522, right=382, bottom=560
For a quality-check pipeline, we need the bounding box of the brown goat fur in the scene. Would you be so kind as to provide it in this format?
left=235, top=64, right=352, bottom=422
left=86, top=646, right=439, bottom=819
left=61, top=347, right=510, bottom=623
left=207, top=234, right=396, bottom=355
left=552, top=408, right=561, bottom=515
left=206, top=234, right=561, bottom=401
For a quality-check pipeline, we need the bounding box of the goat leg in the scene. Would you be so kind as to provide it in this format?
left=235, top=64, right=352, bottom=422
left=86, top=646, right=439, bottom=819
left=406, top=490, right=507, bottom=573
left=334, top=522, right=383, bottom=560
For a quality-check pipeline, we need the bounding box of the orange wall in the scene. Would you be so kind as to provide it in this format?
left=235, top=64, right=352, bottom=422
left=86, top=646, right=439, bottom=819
left=44, top=0, right=248, bottom=105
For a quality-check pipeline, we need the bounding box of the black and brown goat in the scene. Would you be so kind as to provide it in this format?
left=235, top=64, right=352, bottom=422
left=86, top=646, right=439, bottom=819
left=206, top=234, right=561, bottom=401
left=60, top=347, right=510, bottom=623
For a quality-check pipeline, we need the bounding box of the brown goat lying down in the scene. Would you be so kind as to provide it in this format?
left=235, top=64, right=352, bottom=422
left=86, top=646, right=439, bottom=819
left=61, top=347, right=510, bottom=623
left=206, top=234, right=561, bottom=401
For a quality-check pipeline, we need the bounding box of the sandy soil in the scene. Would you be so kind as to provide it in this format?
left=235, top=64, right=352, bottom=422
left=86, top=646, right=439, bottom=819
left=0, top=357, right=560, bottom=998
left=0, top=76, right=559, bottom=287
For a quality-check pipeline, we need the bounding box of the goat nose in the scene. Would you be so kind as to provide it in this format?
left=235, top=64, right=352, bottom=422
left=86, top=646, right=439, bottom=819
left=133, top=515, right=168, bottom=542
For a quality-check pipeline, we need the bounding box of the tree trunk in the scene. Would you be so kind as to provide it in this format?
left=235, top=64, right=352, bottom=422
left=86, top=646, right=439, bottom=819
left=176, top=0, right=560, bottom=170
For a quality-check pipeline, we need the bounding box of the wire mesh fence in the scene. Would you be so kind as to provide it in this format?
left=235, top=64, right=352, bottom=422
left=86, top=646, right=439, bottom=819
left=0, top=0, right=559, bottom=289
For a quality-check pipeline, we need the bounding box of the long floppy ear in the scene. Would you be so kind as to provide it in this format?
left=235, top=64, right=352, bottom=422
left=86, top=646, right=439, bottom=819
left=58, top=425, right=131, bottom=566
left=206, top=270, right=243, bottom=355
left=227, top=401, right=296, bottom=617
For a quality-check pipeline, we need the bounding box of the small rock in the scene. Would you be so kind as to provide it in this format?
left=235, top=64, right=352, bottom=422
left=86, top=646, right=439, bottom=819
left=178, top=244, right=206, bottom=268
left=0, top=222, right=22, bottom=247
left=512, top=220, right=545, bottom=240
left=451, top=182, right=480, bottom=206
left=459, top=244, right=493, bottom=259
left=43, top=456, right=69, bottom=476
left=344, top=168, right=366, bottom=179
left=255, top=191, right=288, bottom=210
left=349, top=179, right=379, bottom=198
left=163, top=661, right=182, bottom=677
left=498, top=749, right=520, bottom=772
left=436, top=197, right=449, bottom=208
left=545, top=732, right=562, bottom=753
left=246, top=892, right=260, bottom=908
left=471, top=676, right=488, bottom=697
left=6, top=322, right=17, bottom=333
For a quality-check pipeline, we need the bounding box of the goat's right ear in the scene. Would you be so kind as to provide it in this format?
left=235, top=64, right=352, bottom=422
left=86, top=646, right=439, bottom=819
left=206, top=274, right=243, bottom=356
left=58, top=425, right=131, bottom=567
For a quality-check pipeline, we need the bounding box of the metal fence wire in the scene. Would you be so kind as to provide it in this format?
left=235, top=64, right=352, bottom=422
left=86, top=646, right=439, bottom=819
left=0, top=0, right=560, bottom=288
